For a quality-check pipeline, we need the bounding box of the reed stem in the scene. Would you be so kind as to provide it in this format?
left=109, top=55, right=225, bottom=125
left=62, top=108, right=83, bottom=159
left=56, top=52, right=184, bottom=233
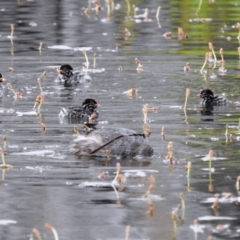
left=183, top=88, right=190, bottom=109
left=10, top=24, right=14, bottom=37
left=208, top=150, right=213, bottom=171
left=125, top=0, right=131, bottom=16
left=83, top=50, right=89, bottom=69
left=200, top=53, right=209, bottom=73
left=45, top=223, right=59, bottom=240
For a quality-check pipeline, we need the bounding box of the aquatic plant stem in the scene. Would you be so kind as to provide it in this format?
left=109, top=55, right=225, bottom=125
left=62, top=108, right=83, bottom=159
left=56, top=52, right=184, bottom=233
left=183, top=88, right=190, bottom=109
left=167, top=141, right=173, bottom=160
left=32, top=228, right=42, bottom=240
left=1, top=148, right=6, bottom=166
left=179, top=193, right=185, bottom=224
left=125, top=0, right=131, bottom=17
left=196, top=0, right=202, bottom=17
left=156, top=6, right=161, bottom=27
left=225, top=124, right=228, bottom=143
left=111, top=163, right=121, bottom=199
left=208, top=148, right=215, bottom=192
left=208, top=150, right=213, bottom=172
left=10, top=24, right=14, bottom=37
left=83, top=50, right=89, bottom=70
left=208, top=151, right=215, bottom=193
left=1, top=169, right=6, bottom=182
left=45, top=223, right=59, bottom=240
left=219, top=48, right=224, bottom=63
left=161, top=126, right=165, bottom=140
left=110, top=0, right=115, bottom=11
left=125, top=225, right=130, bottom=240
left=148, top=201, right=154, bottom=218
left=183, top=108, right=188, bottom=124
left=41, top=123, right=46, bottom=133
left=106, top=0, right=111, bottom=18
left=38, top=93, right=44, bottom=111
left=39, top=42, right=43, bottom=55
left=185, top=162, right=191, bottom=191
left=236, top=176, right=240, bottom=191
left=0, top=148, right=12, bottom=169
left=34, top=93, right=44, bottom=113
left=9, top=24, right=14, bottom=55
left=93, top=53, right=96, bottom=69
left=37, top=78, right=43, bottom=93
left=209, top=170, right=213, bottom=192
left=211, top=198, right=219, bottom=215
left=200, top=53, right=209, bottom=73
left=111, top=183, right=120, bottom=199
left=113, top=163, right=120, bottom=182
left=2, top=135, right=7, bottom=152
left=105, top=150, right=110, bottom=160
left=172, top=213, right=177, bottom=240
left=142, top=104, right=148, bottom=124
left=179, top=193, right=185, bottom=209
left=156, top=6, right=161, bottom=20
left=6, top=83, right=18, bottom=98
left=219, top=48, right=225, bottom=71
left=143, top=175, right=155, bottom=198
left=88, top=0, right=91, bottom=14
left=209, top=42, right=217, bottom=63
left=186, top=162, right=191, bottom=177
left=225, top=124, right=228, bottom=135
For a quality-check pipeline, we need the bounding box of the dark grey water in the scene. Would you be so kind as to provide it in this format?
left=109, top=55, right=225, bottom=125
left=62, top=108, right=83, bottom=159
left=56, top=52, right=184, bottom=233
left=0, top=0, right=240, bottom=239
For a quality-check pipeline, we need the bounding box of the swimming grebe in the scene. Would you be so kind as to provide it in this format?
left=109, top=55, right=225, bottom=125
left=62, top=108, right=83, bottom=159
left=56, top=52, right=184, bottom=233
left=56, top=64, right=92, bottom=87
left=59, top=98, right=99, bottom=124
left=198, top=89, right=226, bottom=107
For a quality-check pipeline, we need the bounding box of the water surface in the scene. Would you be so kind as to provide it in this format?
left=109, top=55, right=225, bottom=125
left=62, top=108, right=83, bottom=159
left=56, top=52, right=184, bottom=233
left=0, top=0, right=240, bottom=239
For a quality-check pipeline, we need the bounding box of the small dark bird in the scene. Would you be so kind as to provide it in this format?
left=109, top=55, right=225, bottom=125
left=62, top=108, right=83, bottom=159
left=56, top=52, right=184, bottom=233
left=56, top=64, right=92, bottom=87
left=59, top=98, right=99, bottom=125
left=70, top=127, right=154, bottom=159
left=198, top=89, right=226, bottom=107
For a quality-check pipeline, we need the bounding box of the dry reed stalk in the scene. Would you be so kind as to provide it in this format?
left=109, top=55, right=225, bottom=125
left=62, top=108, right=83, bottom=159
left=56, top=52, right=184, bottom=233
left=183, top=88, right=190, bottom=109
left=143, top=175, right=155, bottom=197
left=208, top=42, right=217, bottom=62
left=200, top=52, right=209, bottom=73
left=142, top=104, right=149, bottom=124
left=45, top=223, right=59, bottom=240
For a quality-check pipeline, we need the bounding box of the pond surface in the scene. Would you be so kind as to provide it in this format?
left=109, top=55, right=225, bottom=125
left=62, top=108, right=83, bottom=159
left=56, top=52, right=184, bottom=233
left=0, top=0, right=240, bottom=239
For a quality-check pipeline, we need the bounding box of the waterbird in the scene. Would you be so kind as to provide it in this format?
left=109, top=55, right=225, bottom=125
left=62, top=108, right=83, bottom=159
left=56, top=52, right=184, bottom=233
left=198, top=89, right=226, bottom=107
left=59, top=98, right=99, bottom=125
left=56, top=64, right=92, bottom=87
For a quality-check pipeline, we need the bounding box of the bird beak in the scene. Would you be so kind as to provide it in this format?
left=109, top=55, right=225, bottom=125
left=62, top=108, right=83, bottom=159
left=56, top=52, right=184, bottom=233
left=94, top=104, right=100, bottom=108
